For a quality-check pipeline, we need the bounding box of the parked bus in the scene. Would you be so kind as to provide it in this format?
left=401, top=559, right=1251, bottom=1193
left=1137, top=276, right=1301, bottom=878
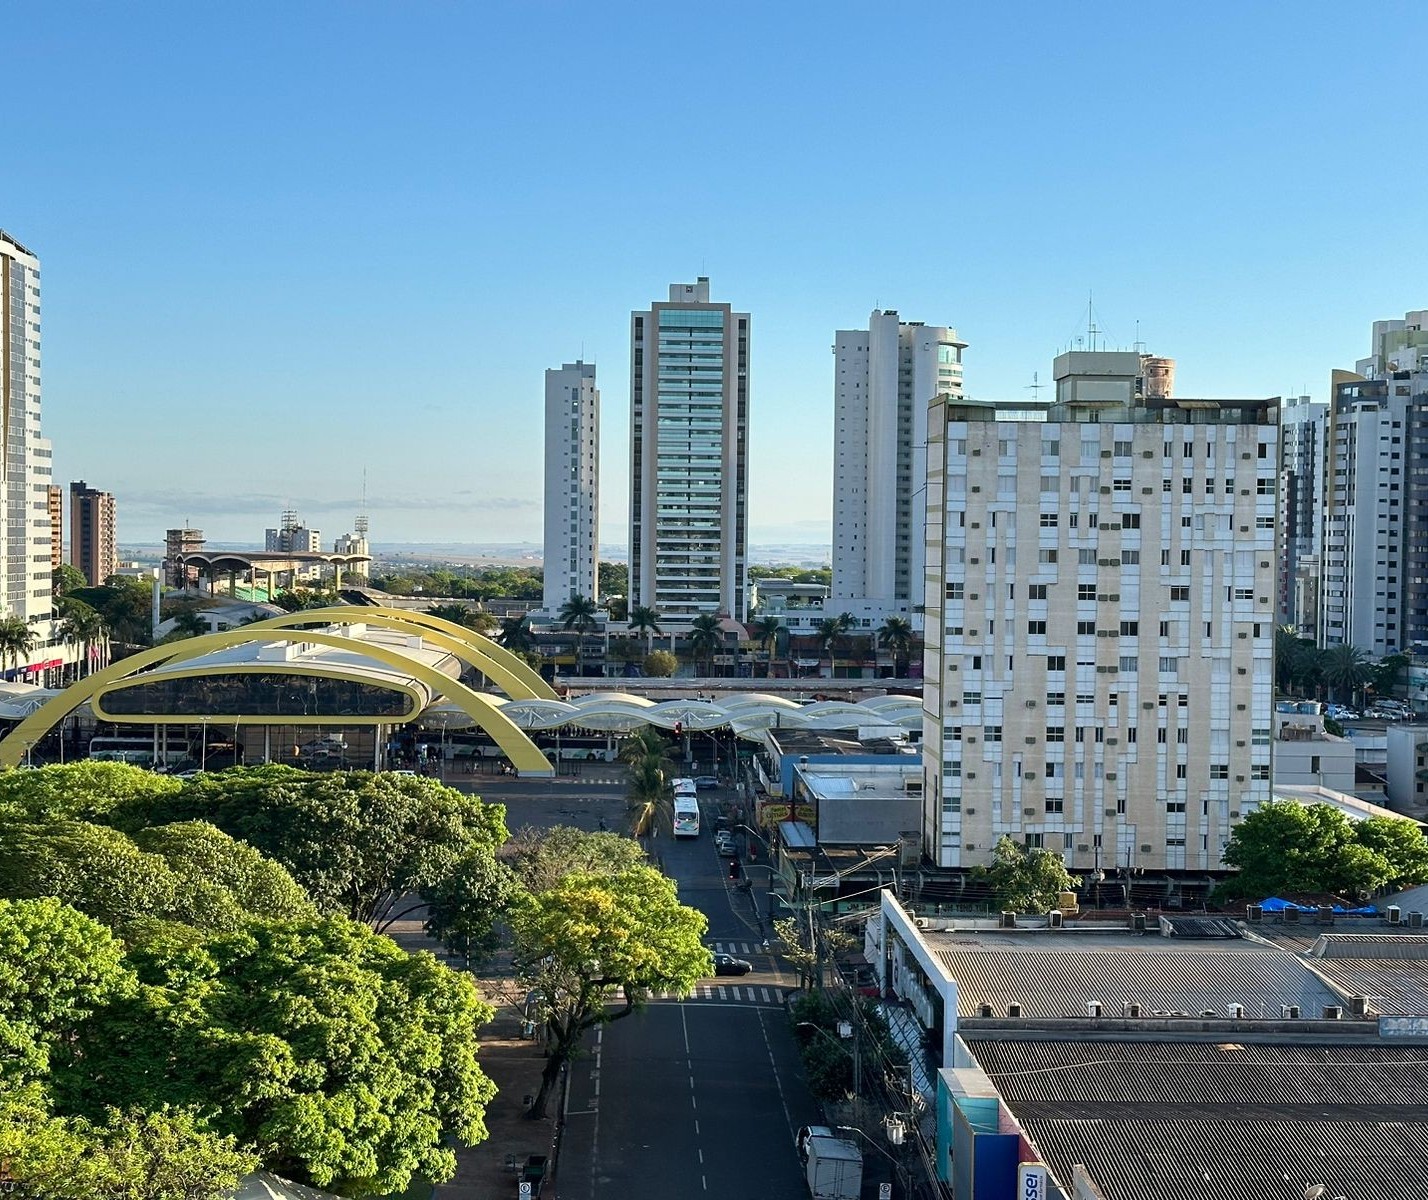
left=672, top=794, right=701, bottom=839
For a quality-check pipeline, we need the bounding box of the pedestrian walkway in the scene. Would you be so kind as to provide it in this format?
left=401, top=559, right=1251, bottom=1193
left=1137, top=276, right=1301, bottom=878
left=646, top=982, right=786, bottom=1006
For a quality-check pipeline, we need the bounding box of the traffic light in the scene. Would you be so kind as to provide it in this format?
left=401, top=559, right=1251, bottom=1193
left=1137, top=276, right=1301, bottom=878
left=729, top=860, right=741, bottom=879
left=674, top=721, right=683, bottom=736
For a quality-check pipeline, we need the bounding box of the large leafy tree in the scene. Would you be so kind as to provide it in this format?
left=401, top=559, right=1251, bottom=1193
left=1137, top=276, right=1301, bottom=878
left=1221, top=801, right=1428, bottom=899
left=503, top=825, right=647, bottom=893
left=71, top=579, right=153, bottom=647
left=511, top=866, right=710, bottom=1118
left=643, top=648, right=677, bottom=677
left=0, top=761, right=181, bottom=823
left=498, top=613, right=535, bottom=656
left=54, top=917, right=495, bottom=1197
left=977, top=836, right=1079, bottom=913
left=125, top=766, right=509, bottom=939
left=426, top=601, right=497, bottom=636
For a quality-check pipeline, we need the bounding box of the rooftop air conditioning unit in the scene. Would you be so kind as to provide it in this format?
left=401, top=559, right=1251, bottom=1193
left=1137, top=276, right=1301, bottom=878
left=1007, top=1003, right=1022, bottom=1018
left=1226, top=1003, right=1245, bottom=1018
left=1350, top=995, right=1369, bottom=1016
left=1048, top=910, right=1064, bottom=929
left=1245, top=904, right=1263, bottom=922
left=1087, top=1001, right=1103, bottom=1017
left=1411, top=911, right=1425, bottom=928
left=1124, top=1003, right=1142, bottom=1017
left=1323, top=1005, right=1344, bottom=1020
left=977, top=1003, right=994, bottom=1018
left=1000, top=911, right=1018, bottom=928
left=914, top=917, right=931, bottom=930
left=1282, top=1005, right=1301, bottom=1019
left=1388, top=905, right=1403, bottom=925
left=1284, top=907, right=1301, bottom=924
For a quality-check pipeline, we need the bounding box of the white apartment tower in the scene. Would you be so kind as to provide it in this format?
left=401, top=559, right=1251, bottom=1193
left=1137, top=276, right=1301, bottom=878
left=1320, top=312, right=1428, bottom=656
left=0, top=231, right=60, bottom=667
left=542, top=360, right=600, bottom=613
left=831, top=311, right=966, bottom=631
left=1277, top=394, right=1326, bottom=635
left=630, top=278, right=749, bottom=622
left=923, top=351, right=1278, bottom=879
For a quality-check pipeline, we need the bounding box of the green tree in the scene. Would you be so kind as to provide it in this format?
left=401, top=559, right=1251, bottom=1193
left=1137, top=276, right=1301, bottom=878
left=1320, top=643, right=1374, bottom=707
left=977, top=836, right=1079, bottom=913
left=878, top=616, right=915, bottom=677
left=502, top=826, right=647, bottom=893
left=511, top=866, right=710, bottom=1118
left=128, top=766, right=509, bottom=937
left=628, top=604, right=662, bottom=655
left=72, top=579, right=154, bottom=647
left=687, top=613, right=722, bottom=675
left=55, top=599, right=107, bottom=676
left=498, top=613, right=534, bottom=657
left=643, top=648, right=677, bottom=677
left=558, top=594, right=600, bottom=677
left=0, top=761, right=181, bottom=823
left=1370, top=653, right=1411, bottom=703
left=57, top=917, right=496, bottom=1196
left=597, top=561, right=628, bottom=600
left=168, top=607, right=209, bottom=639
left=427, top=602, right=498, bottom=636
left=751, top=614, right=783, bottom=677
left=0, top=615, right=39, bottom=677
left=814, top=617, right=842, bottom=677
left=1218, top=800, right=1416, bottom=899
left=51, top=563, right=88, bottom=597
left=621, top=729, right=672, bottom=839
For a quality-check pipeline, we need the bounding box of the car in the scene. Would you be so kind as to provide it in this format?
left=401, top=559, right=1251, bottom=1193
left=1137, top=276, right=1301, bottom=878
left=796, top=1125, right=835, bottom=1163
left=715, top=834, right=738, bottom=856
left=713, top=953, right=752, bottom=976
left=694, top=776, right=720, bottom=790
left=1329, top=708, right=1361, bottom=721
left=390, top=768, right=419, bottom=776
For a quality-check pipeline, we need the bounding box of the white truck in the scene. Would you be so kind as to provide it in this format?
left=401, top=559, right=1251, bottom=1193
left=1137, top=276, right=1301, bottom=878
left=805, top=1133, right=863, bottom=1200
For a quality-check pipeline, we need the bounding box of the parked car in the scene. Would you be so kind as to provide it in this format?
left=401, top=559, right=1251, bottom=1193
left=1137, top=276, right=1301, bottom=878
left=1328, top=707, right=1361, bottom=721
left=694, top=775, right=720, bottom=790
left=713, top=953, right=752, bottom=976
left=715, top=833, right=738, bottom=856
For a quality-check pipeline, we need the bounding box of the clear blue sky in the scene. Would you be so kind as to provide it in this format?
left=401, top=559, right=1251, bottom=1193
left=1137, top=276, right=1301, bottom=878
left=10, top=2, right=1428, bottom=548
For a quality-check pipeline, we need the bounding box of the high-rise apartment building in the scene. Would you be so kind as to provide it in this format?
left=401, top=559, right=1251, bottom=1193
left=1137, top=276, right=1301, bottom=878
left=830, top=311, right=966, bottom=632
left=923, top=351, right=1278, bottom=879
left=46, top=485, right=63, bottom=571
left=68, top=481, right=117, bottom=586
left=1277, top=394, right=1326, bottom=634
left=1, top=232, right=60, bottom=647
left=165, top=527, right=205, bottom=589
left=1320, top=312, right=1428, bottom=656
left=543, top=360, right=600, bottom=613
left=630, top=278, right=749, bottom=623
left=266, top=510, right=321, bottom=554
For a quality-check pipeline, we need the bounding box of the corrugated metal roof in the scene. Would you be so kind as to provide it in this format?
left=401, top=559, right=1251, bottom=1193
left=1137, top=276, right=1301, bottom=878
left=1309, top=932, right=1428, bottom=959
left=939, top=945, right=1340, bottom=1017
left=1302, top=958, right=1428, bottom=1015
left=967, top=1041, right=1428, bottom=1200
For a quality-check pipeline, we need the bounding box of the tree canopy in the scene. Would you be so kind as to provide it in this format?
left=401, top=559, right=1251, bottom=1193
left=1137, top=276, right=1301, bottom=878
left=1221, top=801, right=1428, bottom=899
left=512, top=865, right=710, bottom=1117
left=977, top=836, right=1079, bottom=913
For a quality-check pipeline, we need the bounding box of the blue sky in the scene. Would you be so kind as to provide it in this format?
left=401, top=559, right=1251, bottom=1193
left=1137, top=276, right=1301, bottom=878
left=10, top=2, right=1428, bottom=548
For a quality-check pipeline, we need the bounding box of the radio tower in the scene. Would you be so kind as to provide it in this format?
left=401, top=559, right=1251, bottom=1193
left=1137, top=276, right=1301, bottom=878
left=355, top=470, right=369, bottom=539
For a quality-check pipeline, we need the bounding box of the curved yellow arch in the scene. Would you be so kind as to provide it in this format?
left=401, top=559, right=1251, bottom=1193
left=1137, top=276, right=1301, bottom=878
left=0, top=628, right=554, bottom=775
left=239, top=606, right=557, bottom=701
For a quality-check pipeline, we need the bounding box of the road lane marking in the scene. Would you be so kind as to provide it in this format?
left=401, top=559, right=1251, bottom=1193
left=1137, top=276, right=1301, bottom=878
left=758, top=1007, right=797, bottom=1139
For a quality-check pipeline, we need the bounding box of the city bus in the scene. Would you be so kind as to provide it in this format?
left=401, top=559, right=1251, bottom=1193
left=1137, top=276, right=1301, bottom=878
left=87, top=736, right=187, bottom=768
left=672, top=794, right=701, bottom=839
left=671, top=777, right=698, bottom=797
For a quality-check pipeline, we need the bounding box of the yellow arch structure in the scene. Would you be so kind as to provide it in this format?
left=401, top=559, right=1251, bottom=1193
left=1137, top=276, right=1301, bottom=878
left=240, top=606, right=557, bottom=701
left=188, top=606, right=556, bottom=702
left=0, top=628, right=554, bottom=775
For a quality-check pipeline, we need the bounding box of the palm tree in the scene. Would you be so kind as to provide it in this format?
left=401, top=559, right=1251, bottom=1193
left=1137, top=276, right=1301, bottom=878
left=1320, top=643, right=1374, bottom=707
left=498, top=614, right=535, bottom=657
left=558, top=594, right=600, bottom=678
left=170, top=608, right=209, bottom=639
left=878, top=616, right=915, bottom=678
left=427, top=601, right=482, bottom=629
left=751, top=615, right=783, bottom=678
left=0, top=616, right=39, bottom=681
left=628, top=605, right=662, bottom=656
left=55, top=599, right=104, bottom=679
left=688, top=614, right=723, bottom=676
left=815, top=617, right=843, bottom=678
left=621, top=728, right=673, bottom=841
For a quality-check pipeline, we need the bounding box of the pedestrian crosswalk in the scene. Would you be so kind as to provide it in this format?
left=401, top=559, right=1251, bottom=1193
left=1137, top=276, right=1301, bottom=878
left=648, top=984, right=784, bottom=1006
left=709, top=941, right=764, bottom=956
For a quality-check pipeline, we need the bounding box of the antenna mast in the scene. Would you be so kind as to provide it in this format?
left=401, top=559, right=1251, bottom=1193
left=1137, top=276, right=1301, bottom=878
left=355, top=470, right=369, bottom=538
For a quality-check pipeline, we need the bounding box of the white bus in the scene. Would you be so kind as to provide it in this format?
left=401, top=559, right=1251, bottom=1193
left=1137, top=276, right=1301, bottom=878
left=671, top=777, right=698, bottom=797
left=672, top=795, right=701, bottom=839
left=87, top=736, right=188, bottom=768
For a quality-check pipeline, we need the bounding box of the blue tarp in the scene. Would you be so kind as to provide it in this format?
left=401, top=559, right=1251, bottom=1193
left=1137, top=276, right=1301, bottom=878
left=1258, top=896, right=1378, bottom=915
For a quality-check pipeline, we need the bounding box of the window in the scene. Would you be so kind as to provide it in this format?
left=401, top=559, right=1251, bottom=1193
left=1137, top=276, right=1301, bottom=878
left=1041, top=440, right=1060, bottom=458
left=1046, top=691, right=1065, bottom=706
left=1114, top=440, right=1133, bottom=457
left=1176, top=728, right=1189, bottom=744
left=1045, top=799, right=1064, bottom=813
left=1182, top=477, right=1193, bottom=494
left=1028, top=620, right=1047, bottom=636
left=1170, top=586, right=1190, bottom=602
left=1157, top=727, right=1167, bottom=743
left=1256, top=516, right=1274, bottom=529
left=1160, top=657, right=1180, bottom=673
left=1175, top=763, right=1188, bottom=779
left=1158, top=621, right=1169, bottom=637
left=1077, top=692, right=1094, bottom=704
left=962, top=691, right=982, bottom=705
left=985, top=725, right=1002, bottom=743
left=1113, top=479, right=1131, bottom=492
left=1079, top=584, right=1097, bottom=600
left=1120, top=620, right=1138, bottom=636
left=1166, top=801, right=1187, bottom=813
left=1121, top=512, right=1140, bottom=529
left=1074, top=728, right=1085, bottom=743
left=1029, top=584, right=1047, bottom=600
left=1122, top=550, right=1140, bottom=565
left=1251, top=764, right=1270, bottom=780
left=1181, top=549, right=1191, bottom=566
left=1119, top=655, right=1138, bottom=672
left=1234, top=588, right=1254, bottom=601
left=1079, top=548, right=1097, bottom=565
left=1040, top=512, right=1058, bottom=527
left=1257, top=478, right=1274, bottom=495
left=947, top=761, right=961, bottom=778
left=945, top=583, right=964, bottom=600
left=1126, top=727, right=1137, bottom=744
left=1045, top=725, right=1064, bottom=742
left=1041, top=475, right=1060, bottom=493
left=1047, top=655, right=1066, bottom=671
left=1038, top=549, right=1058, bottom=564
left=1077, top=620, right=1097, bottom=635
left=1210, top=764, right=1229, bottom=780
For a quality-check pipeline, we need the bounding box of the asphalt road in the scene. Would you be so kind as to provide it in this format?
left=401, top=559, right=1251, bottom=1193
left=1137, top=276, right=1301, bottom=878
left=558, top=795, right=823, bottom=1200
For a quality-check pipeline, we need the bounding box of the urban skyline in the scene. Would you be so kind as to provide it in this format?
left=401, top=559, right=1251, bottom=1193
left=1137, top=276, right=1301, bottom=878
left=9, top=6, right=1428, bottom=543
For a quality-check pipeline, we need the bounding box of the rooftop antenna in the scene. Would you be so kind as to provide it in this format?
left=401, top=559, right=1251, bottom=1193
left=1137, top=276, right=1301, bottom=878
left=1025, top=371, right=1042, bottom=403
left=1133, top=319, right=1145, bottom=355
left=1087, top=292, right=1099, bottom=352
left=355, top=470, right=369, bottom=538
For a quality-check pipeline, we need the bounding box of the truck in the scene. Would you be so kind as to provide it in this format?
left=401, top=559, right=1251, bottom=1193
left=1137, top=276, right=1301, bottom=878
left=805, top=1134, right=863, bottom=1200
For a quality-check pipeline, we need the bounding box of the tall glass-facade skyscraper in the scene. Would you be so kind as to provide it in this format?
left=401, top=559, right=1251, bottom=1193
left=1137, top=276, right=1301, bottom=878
left=629, top=278, right=749, bottom=622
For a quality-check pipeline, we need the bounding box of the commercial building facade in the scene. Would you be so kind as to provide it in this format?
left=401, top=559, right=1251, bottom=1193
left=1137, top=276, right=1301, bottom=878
left=542, top=359, right=600, bottom=613
left=629, top=278, right=749, bottom=623
left=69, top=480, right=117, bottom=586
left=1277, top=393, right=1325, bottom=634
left=923, top=351, right=1278, bottom=878
left=829, top=311, right=966, bottom=633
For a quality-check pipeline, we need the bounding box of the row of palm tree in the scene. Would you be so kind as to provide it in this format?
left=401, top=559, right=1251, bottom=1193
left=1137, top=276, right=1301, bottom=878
left=1275, top=626, right=1409, bottom=707
left=620, top=725, right=674, bottom=840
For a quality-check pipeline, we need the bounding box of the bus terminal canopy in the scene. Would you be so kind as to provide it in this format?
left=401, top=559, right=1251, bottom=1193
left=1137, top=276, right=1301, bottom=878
left=0, top=606, right=558, bottom=775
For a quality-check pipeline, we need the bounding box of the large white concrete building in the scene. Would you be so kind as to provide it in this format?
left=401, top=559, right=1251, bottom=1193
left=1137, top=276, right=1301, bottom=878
left=923, top=350, right=1279, bottom=878
left=629, top=278, right=749, bottom=623
left=542, top=360, right=600, bottom=614
left=1321, top=312, right=1428, bottom=656
left=829, top=310, right=965, bottom=633
left=0, top=230, right=63, bottom=683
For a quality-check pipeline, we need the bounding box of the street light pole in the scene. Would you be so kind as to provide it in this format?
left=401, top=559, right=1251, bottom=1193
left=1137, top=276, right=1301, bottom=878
left=834, top=1124, right=911, bottom=1199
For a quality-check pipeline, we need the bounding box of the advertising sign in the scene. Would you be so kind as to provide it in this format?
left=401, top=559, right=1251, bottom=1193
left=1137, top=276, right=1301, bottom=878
left=1019, top=1163, right=1050, bottom=1200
